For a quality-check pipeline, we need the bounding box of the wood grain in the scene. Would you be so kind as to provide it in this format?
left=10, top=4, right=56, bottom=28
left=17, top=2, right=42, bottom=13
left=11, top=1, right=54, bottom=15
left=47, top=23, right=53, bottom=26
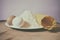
left=0, top=22, right=60, bottom=40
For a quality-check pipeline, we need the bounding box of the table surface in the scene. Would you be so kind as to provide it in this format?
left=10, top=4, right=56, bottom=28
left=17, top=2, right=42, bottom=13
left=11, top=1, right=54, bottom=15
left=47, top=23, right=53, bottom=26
left=0, top=22, right=60, bottom=40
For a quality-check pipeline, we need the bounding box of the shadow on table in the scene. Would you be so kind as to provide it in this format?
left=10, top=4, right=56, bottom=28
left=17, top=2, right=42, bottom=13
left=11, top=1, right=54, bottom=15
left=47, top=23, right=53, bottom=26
left=12, top=27, right=60, bottom=33
left=49, top=23, right=60, bottom=33
left=12, top=28, right=47, bottom=32
left=49, top=28, right=60, bottom=33
left=12, top=23, right=60, bottom=33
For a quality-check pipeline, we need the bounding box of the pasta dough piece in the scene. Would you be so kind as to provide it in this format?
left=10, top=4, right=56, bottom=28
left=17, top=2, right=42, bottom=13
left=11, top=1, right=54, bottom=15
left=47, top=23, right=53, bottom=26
left=12, top=10, right=42, bottom=28
left=12, top=16, right=30, bottom=28
left=6, top=15, right=16, bottom=25
left=19, top=10, right=42, bottom=28
left=34, top=14, right=56, bottom=30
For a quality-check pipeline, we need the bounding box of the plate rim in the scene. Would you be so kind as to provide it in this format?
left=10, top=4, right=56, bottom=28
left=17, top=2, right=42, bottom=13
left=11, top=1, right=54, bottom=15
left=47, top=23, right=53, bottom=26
left=5, top=23, right=43, bottom=29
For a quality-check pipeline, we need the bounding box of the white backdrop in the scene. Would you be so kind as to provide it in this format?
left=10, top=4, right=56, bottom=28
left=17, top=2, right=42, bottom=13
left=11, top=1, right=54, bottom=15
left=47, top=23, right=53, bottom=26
left=0, top=0, right=60, bottom=22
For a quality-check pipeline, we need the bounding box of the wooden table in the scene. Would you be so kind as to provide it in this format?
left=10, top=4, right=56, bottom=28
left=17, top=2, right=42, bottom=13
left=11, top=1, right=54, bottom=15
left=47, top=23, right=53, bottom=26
left=0, top=22, right=60, bottom=40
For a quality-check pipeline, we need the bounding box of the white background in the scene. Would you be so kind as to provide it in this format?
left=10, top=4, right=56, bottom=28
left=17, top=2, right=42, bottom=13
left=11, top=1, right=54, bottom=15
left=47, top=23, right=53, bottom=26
left=0, top=0, right=60, bottom=22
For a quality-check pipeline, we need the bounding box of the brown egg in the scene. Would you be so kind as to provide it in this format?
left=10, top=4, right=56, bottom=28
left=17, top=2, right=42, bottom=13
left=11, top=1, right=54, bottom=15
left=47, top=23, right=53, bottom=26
left=6, top=15, right=16, bottom=25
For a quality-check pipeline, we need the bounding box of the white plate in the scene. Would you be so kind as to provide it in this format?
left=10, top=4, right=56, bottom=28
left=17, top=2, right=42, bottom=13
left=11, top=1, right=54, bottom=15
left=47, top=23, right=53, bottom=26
left=5, top=23, right=43, bottom=29
left=5, top=10, right=43, bottom=30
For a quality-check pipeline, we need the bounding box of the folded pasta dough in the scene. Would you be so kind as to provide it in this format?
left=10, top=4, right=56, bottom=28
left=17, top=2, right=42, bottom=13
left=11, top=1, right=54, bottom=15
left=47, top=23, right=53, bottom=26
left=33, top=14, right=56, bottom=30
left=6, top=15, right=16, bottom=25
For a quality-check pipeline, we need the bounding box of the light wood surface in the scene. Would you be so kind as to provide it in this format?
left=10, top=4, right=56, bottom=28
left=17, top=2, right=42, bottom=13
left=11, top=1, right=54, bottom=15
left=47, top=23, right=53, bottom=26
left=0, top=22, right=60, bottom=40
